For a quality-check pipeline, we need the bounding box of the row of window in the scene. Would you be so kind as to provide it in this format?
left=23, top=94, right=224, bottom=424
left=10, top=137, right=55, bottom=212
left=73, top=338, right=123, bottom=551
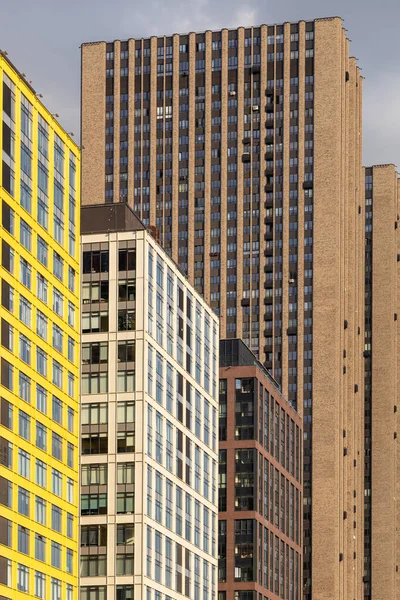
left=1, top=521, right=73, bottom=573
left=106, top=32, right=313, bottom=62
left=147, top=345, right=217, bottom=450
left=3, top=75, right=77, bottom=257
left=146, top=465, right=217, bottom=557
left=3, top=315, right=75, bottom=365
left=1, top=559, right=73, bottom=599
left=1, top=449, right=74, bottom=500
left=0, top=476, right=74, bottom=536
left=145, top=526, right=216, bottom=598
left=3, top=428, right=74, bottom=474
left=3, top=199, right=77, bottom=286
left=2, top=241, right=77, bottom=325
left=1, top=361, right=75, bottom=427
left=1, top=353, right=75, bottom=398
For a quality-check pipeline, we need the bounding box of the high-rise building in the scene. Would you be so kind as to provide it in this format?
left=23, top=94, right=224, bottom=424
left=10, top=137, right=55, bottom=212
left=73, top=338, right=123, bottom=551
left=81, top=17, right=364, bottom=599
left=0, top=52, right=80, bottom=600
left=218, top=338, right=302, bottom=600
left=363, top=164, right=399, bottom=600
left=80, top=203, right=219, bottom=600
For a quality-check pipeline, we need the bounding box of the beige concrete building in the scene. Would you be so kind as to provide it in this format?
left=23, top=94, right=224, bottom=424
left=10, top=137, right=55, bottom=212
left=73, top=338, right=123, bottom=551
left=79, top=203, right=219, bottom=600
left=363, top=165, right=400, bottom=600
left=81, top=17, right=365, bottom=600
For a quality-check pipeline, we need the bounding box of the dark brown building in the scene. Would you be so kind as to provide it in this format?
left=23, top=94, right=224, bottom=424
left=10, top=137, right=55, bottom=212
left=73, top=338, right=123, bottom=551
left=81, top=18, right=365, bottom=599
left=218, top=339, right=302, bottom=600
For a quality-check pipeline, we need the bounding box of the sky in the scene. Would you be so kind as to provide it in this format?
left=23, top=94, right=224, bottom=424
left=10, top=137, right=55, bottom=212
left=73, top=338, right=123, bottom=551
left=1, top=0, right=399, bottom=167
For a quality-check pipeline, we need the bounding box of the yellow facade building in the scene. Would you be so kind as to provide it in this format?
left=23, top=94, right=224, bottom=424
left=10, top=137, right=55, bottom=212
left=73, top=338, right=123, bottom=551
left=0, top=52, right=80, bottom=600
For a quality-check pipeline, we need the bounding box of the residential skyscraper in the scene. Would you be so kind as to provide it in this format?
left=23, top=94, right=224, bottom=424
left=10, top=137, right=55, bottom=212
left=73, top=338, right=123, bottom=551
left=0, top=53, right=80, bottom=599
left=80, top=203, right=219, bottom=600
left=218, top=338, right=302, bottom=600
left=81, top=17, right=364, bottom=599
left=363, top=164, right=399, bottom=600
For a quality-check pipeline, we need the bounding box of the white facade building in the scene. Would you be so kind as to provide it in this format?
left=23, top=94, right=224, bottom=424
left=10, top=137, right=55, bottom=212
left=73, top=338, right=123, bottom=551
left=80, top=204, right=219, bottom=600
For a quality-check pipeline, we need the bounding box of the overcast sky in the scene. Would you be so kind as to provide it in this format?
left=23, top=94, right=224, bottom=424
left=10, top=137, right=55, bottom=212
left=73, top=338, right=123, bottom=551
left=1, top=0, right=399, bottom=167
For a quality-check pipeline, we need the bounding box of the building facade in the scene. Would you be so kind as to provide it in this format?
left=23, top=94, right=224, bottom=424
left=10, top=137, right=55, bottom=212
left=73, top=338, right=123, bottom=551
left=0, top=53, right=80, bottom=599
left=80, top=203, right=219, bottom=600
left=218, top=339, right=302, bottom=600
left=363, top=165, right=399, bottom=600
left=81, top=17, right=364, bottom=599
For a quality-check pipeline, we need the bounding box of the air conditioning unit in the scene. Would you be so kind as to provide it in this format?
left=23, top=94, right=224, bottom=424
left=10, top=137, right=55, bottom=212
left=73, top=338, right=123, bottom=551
left=252, top=105, right=259, bottom=111
left=229, top=90, right=236, bottom=96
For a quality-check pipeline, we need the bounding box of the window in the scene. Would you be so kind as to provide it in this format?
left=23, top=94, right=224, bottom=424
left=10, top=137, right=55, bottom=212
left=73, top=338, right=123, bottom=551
left=53, top=288, right=63, bottom=316
left=37, top=384, right=47, bottom=413
left=19, top=372, right=31, bottom=402
left=19, top=409, right=30, bottom=440
left=116, top=554, right=134, bottom=576
left=51, top=541, right=61, bottom=569
left=36, top=422, right=47, bottom=450
left=36, top=459, right=46, bottom=487
left=51, top=505, right=62, bottom=532
left=82, top=402, right=107, bottom=425
left=18, top=525, right=29, bottom=554
left=117, top=462, right=134, bottom=485
left=117, top=492, right=134, bottom=514
left=17, top=563, right=29, bottom=592
left=53, top=251, right=63, bottom=281
left=52, top=360, right=63, bottom=388
left=117, top=370, right=135, bottom=392
left=37, top=274, right=48, bottom=304
left=20, top=219, right=32, bottom=250
left=35, top=571, right=46, bottom=599
left=36, top=311, right=47, bottom=339
left=20, top=257, right=31, bottom=288
left=18, top=486, right=30, bottom=516
left=37, top=236, right=48, bottom=266
left=80, top=555, right=107, bottom=577
left=19, top=333, right=31, bottom=364
left=37, top=347, right=47, bottom=376
left=52, top=468, right=62, bottom=496
left=68, top=267, right=75, bottom=292
left=68, top=337, right=74, bottom=362
left=67, top=478, right=74, bottom=503
left=83, top=249, right=109, bottom=273
left=81, top=464, right=107, bottom=486
left=1, top=279, right=14, bottom=312
left=118, top=279, right=135, bottom=301
left=51, top=577, right=61, bottom=600
left=52, top=396, right=63, bottom=424
left=1, top=358, right=13, bottom=390
left=117, top=524, right=134, bottom=546
left=80, top=587, right=107, bottom=600
left=118, top=309, right=135, bottom=331
left=81, top=494, right=107, bottom=515
left=66, top=513, right=74, bottom=538
left=35, top=496, right=46, bottom=525
left=68, top=301, right=75, bottom=327
left=19, top=295, right=31, bottom=326
left=82, top=372, right=108, bottom=394
left=82, top=311, right=108, bottom=333
left=117, top=429, right=135, bottom=453
left=18, top=448, right=30, bottom=478
left=21, top=181, right=32, bottom=213
left=53, top=324, right=63, bottom=352
left=35, top=533, right=46, bottom=561
left=67, top=442, right=74, bottom=468
left=68, top=407, right=74, bottom=432
left=52, top=432, right=62, bottom=461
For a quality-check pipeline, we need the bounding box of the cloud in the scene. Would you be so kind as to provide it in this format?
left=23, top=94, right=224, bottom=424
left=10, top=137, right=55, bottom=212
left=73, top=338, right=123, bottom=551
left=363, top=69, right=400, bottom=167
left=0, top=0, right=398, bottom=166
